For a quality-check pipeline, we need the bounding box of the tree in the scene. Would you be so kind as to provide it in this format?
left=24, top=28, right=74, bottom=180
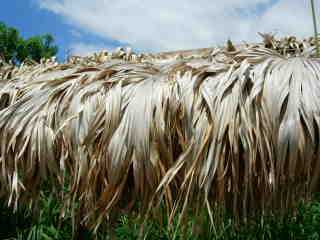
left=0, top=22, right=58, bottom=64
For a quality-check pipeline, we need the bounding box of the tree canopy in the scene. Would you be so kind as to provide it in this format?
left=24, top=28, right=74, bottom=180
left=0, top=22, right=58, bottom=64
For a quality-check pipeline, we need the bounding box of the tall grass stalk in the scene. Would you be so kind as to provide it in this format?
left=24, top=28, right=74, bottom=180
left=311, top=0, right=320, bottom=56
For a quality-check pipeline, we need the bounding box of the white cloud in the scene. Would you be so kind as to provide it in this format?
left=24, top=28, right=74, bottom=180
left=69, top=42, right=113, bottom=56
left=69, top=29, right=82, bottom=39
left=257, top=1, right=313, bottom=37
left=37, top=0, right=315, bottom=52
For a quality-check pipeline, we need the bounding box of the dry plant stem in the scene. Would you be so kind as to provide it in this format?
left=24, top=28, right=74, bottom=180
left=311, top=0, right=320, bottom=56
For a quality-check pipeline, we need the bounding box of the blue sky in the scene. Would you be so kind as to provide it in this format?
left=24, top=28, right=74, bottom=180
left=1, top=0, right=123, bottom=60
left=1, top=0, right=315, bottom=60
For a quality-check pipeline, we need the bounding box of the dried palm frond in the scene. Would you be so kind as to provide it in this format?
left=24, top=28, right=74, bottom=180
left=0, top=36, right=320, bottom=233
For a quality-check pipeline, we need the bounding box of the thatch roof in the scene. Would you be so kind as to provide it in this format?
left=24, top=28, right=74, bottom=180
left=0, top=35, right=320, bottom=231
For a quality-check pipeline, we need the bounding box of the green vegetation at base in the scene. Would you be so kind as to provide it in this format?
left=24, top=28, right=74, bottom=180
left=0, top=193, right=319, bottom=240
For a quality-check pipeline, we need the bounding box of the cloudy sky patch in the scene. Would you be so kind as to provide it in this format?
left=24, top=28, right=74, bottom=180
left=1, top=0, right=317, bottom=58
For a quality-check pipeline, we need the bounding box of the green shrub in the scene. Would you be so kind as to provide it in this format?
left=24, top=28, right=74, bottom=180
left=0, top=193, right=320, bottom=240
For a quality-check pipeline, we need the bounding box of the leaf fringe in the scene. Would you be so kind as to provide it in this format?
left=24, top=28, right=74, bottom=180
left=0, top=36, right=320, bottom=232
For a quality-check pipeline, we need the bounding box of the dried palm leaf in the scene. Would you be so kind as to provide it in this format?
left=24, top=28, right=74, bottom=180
left=0, top=36, right=320, bottom=234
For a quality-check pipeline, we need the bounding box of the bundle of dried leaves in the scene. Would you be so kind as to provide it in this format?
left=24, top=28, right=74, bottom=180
left=0, top=35, right=319, bottom=233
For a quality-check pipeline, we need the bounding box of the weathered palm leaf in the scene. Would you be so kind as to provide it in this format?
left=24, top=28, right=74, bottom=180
left=0, top=36, right=320, bottom=232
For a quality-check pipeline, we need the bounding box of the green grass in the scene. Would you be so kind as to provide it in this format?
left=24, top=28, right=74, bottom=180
left=0, top=193, right=320, bottom=240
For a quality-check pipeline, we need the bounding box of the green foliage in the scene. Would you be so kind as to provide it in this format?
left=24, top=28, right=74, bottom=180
left=0, top=193, right=73, bottom=240
left=0, top=22, right=58, bottom=64
left=0, top=194, right=320, bottom=240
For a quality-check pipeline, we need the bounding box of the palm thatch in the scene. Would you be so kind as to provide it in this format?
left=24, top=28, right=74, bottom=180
left=0, top=35, right=320, bottom=231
